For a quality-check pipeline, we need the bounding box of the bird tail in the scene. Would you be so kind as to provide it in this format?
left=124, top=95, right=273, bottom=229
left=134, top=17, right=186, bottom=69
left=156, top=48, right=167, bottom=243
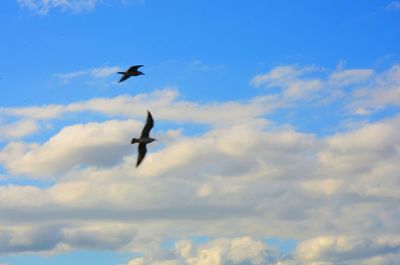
left=131, top=138, right=138, bottom=144
left=117, top=72, right=125, bottom=75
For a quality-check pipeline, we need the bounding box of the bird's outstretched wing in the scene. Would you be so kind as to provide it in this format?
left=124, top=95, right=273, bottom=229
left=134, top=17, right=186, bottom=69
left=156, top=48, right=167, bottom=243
left=119, top=74, right=130, bottom=83
left=136, top=143, right=147, bottom=167
left=128, top=65, right=144, bottom=72
left=140, top=111, right=154, bottom=138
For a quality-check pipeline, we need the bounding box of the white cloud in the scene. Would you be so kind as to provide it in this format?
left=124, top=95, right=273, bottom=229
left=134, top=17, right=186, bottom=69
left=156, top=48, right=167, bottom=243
left=252, top=63, right=400, bottom=115
left=122, top=237, right=274, bottom=265
left=54, top=70, right=87, bottom=84
left=0, top=119, right=139, bottom=177
left=301, top=178, right=343, bottom=196
left=0, top=223, right=136, bottom=254
left=350, top=64, right=400, bottom=114
left=386, top=1, right=400, bottom=11
left=191, top=60, right=227, bottom=72
left=317, top=115, right=400, bottom=186
left=17, top=0, right=144, bottom=14
left=0, top=104, right=65, bottom=119
left=329, top=69, right=373, bottom=87
left=18, top=0, right=103, bottom=15
left=0, top=185, right=48, bottom=207
left=295, top=236, right=400, bottom=264
left=0, top=88, right=276, bottom=126
left=251, top=65, right=323, bottom=100
left=54, top=66, right=121, bottom=84
left=90, top=66, right=121, bottom=78
left=0, top=64, right=399, bottom=263
left=126, top=258, right=144, bottom=265
left=0, top=113, right=398, bottom=253
left=251, top=65, right=319, bottom=87
left=118, top=236, right=400, bottom=265
left=0, top=119, right=38, bottom=141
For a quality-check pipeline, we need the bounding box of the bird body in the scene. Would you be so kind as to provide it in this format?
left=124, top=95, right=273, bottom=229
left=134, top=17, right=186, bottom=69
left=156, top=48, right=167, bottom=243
left=131, top=137, right=156, bottom=144
left=131, top=111, right=155, bottom=167
left=118, top=65, right=145, bottom=83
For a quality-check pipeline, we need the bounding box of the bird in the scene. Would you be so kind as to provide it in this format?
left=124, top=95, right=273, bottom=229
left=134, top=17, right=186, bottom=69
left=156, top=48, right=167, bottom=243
left=131, top=111, right=156, bottom=167
left=117, top=65, right=145, bottom=83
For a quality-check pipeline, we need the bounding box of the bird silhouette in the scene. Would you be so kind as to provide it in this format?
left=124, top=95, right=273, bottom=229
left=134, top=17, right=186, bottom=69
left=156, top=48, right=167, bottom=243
left=118, top=65, right=145, bottom=83
left=131, top=111, right=156, bottom=167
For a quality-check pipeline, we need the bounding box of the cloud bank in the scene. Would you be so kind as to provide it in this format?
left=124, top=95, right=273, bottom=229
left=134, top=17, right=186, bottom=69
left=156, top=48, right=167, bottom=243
left=0, top=64, right=399, bottom=264
left=119, top=236, right=400, bottom=265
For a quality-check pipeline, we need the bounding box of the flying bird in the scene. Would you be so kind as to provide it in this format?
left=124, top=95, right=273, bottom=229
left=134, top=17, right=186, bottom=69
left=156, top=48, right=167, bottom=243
left=118, top=65, right=145, bottom=83
left=131, top=111, right=156, bottom=167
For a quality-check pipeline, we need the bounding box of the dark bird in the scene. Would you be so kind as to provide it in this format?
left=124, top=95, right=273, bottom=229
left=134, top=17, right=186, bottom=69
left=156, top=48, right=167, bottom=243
left=131, top=111, right=156, bottom=167
left=118, top=65, right=145, bottom=83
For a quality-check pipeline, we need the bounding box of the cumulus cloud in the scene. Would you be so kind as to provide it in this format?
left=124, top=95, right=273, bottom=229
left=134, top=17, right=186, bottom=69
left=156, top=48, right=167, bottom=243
left=122, top=237, right=276, bottom=265
left=0, top=223, right=135, bottom=254
left=0, top=119, right=139, bottom=177
left=0, top=113, right=398, bottom=254
left=295, top=236, right=400, bottom=264
left=251, top=63, right=400, bottom=116
left=118, top=236, right=400, bottom=265
left=0, top=88, right=276, bottom=125
left=0, top=64, right=399, bottom=263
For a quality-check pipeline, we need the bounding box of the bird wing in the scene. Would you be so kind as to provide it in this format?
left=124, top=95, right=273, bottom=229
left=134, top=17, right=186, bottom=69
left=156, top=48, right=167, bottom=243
left=128, top=65, right=144, bottom=72
left=140, top=111, right=154, bottom=138
left=118, top=74, right=130, bottom=83
left=136, top=143, right=147, bottom=167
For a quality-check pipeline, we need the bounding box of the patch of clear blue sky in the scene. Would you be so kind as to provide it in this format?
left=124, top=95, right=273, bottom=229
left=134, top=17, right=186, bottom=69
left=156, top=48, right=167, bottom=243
left=162, top=236, right=297, bottom=253
left=1, top=0, right=400, bottom=264
left=265, top=238, right=298, bottom=253
left=0, top=175, right=54, bottom=188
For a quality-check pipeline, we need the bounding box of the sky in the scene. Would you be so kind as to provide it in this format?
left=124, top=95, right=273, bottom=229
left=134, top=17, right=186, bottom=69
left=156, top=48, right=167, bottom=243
left=0, top=0, right=400, bottom=265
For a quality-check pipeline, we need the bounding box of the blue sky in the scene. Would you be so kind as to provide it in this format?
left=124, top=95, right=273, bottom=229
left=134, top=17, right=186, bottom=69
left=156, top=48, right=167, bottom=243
left=1, top=1, right=400, bottom=265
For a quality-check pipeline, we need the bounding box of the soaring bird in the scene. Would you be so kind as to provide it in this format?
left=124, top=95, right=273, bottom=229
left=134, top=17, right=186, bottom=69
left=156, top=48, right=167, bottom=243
left=118, top=65, right=145, bottom=83
left=131, top=111, right=156, bottom=167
